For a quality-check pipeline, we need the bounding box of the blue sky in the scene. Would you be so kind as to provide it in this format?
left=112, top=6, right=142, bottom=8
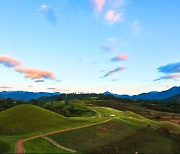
left=0, top=0, right=180, bottom=94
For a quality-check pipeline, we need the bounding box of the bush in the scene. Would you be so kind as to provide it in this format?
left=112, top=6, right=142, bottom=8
left=155, top=115, right=161, bottom=120
left=157, top=127, right=170, bottom=135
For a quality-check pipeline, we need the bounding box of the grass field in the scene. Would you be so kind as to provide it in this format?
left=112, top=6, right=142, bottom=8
left=0, top=104, right=71, bottom=136
left=0, top=139, right=15, bottom=153
left=45, top=104, right=180, bottom=153
left=69, top=99, right=85, bottom=105
left=88, top=100, right=180, bottom=122
left=0, top=101, right=179, bottom=153
left=48, top=119, right=180, bottom=153
left=0, top=104, right=105, bottom=153
left=24, top=138, right=69, bottom=153
left=48, top=119, right=141, bottom=152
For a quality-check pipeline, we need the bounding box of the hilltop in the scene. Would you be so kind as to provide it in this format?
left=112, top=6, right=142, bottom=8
left=0, top=104, right=70, bottom=135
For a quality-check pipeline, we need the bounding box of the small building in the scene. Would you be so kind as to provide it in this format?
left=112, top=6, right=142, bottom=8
left=110, top=114, right=116, bottom=117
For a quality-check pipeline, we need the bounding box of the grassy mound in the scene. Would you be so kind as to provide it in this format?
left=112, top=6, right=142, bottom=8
left=0, top=104, right=70, bottom=135
left=69, top=99, right=84, bottom=105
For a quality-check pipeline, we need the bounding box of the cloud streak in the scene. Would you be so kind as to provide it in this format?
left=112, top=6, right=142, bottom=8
left=111, top=54, right=128, bottom=62
left=0, top=86, right=13, bottom=89
left=34, top=80, right=45, bottom=83
left=47, top=88, right=69, bottom=92
left=15, top=66, right=55, bottom=80
left=157, top=62, right=180, bottom=74
left=154, top=74, right=180, bottom=81
left=102, top=66, right=125, bottom=77
left=101, top=45, right=116, bottom=52
left=0, top=55, right=57, bottom=81
left=38, top=5, right=58, bottom=26
left=0, top=55, right=20, bottom=68
left=155, top=62, right=180, bottom=81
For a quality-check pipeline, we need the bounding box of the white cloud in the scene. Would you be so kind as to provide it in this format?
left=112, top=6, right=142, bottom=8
left=93, top=0, right=105, bottom=12
left=105, top=10, right=123, bottom=24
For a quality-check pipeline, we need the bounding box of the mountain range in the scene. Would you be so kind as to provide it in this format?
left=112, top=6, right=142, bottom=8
left=0, top=91, right=60, bottom=101
left=103, top=86, right=180, bottom=100
left=0, top=86, right=179, bottom=101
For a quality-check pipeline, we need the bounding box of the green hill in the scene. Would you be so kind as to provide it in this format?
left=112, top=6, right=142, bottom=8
left=0, top=104, right=71, bottom=135
left=88, top=100, right=180, bottom=120
left=164, top=94, right=180, bottom=103
left=69, top=99, right=84, bottom=105
left=0, top=104, right=104, bottom=153
left=47, top=118, right=180, bottom=153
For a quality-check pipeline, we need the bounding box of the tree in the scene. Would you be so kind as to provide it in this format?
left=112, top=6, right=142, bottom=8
left=56, top=96, right=63, bottom=101
left=155, top=115, right=161, bottom=121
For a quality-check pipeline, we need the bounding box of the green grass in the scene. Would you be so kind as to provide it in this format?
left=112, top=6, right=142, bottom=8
left=90, top=105, right=180, bottom=133
left=89, top=100, right=180, bottom=120
left=0, top=139, right=15, bottom=153
left=90, top=127, right=180, bottom=153
left=0, top=104, right=105, bottom=153
left=69, top=99, right=84, bottom=105
left=0, top=104, right=71, bottom=136
left=24, top=138, right=69, bottom=153
left=47, top=105, right=180, bottom=153
left=49, top=120, right=140, bottom=152
left=89, top=106, right=124, bottom=118
left=0, top=102, right=179, bottom=153
left=0, top=104, right=103, bottom=137
left=48, top=118, right=180, bottom=153
left=157, top=121, right=180, bottom=133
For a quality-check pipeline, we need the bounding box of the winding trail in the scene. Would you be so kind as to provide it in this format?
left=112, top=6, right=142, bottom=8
left=87, top=106, right=102, bottom=118
left=15, top=118, right=112, bottom=154
left=41, top=136, right=76, bottom=153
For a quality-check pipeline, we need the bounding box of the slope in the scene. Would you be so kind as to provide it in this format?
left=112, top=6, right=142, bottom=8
left=0, top=104, right=71, bottom=135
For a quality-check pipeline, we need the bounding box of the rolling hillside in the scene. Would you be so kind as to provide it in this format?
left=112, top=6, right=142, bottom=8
left=47, top=119, right=180, bottom=153
left=0, top=100, right=179, bottom=153
left=0, top=104, right=70, bottom=135
left=164, top=94, right=180, bottom=103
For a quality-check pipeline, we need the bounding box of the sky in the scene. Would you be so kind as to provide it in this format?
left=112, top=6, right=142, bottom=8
left=0, top=0, right=180, bottom=95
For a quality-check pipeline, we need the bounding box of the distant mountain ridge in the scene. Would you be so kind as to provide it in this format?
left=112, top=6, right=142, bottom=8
left=164, top=94, right=180, bottom=103
left=0, top=86, right=179, bottom=101
left=0, top=91, right=60, bottom=101
left=103, top=86, right=180, bottom=100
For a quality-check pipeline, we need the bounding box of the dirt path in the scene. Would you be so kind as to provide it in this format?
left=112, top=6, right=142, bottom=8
left=41, top=136, right=76, bottom=153
left=15, top=118, right=112, bottom=154
left=87, top=106, right=102, bottom=118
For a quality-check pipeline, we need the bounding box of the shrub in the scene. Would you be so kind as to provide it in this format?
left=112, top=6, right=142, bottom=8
left=157, top=127, right=170, bottom=135
left=155, top=115, right=161, bottom=120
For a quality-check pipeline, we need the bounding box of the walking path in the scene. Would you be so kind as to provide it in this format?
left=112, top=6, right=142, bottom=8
left=41, top=136, right=76, bottom=153
left=87, top=106, right=102, bottom=118
left=15, top=118, right=112, bottom=154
